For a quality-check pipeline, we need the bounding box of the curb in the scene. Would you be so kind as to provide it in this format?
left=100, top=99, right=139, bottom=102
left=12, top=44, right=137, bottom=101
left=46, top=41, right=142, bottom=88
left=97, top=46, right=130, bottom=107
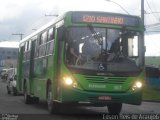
left=142, top=100, right=160, bottom=103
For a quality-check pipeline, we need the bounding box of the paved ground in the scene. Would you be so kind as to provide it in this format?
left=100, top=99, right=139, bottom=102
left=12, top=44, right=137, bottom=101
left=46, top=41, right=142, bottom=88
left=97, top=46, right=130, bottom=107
left=0, top=79, right=160, bottom=120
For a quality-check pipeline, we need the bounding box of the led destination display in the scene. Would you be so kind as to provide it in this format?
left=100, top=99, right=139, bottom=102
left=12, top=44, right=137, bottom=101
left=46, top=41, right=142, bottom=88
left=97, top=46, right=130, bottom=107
left=72, top=12, right=139, bottom=26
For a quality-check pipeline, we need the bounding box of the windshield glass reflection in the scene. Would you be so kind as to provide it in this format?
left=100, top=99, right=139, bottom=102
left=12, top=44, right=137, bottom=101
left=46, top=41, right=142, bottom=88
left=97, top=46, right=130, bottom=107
left=65, top=27, right=141, bottom=72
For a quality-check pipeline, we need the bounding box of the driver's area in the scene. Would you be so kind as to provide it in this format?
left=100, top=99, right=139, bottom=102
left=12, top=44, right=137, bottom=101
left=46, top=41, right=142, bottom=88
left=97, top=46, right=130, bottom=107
left=65, top=26, right=141, bottom=72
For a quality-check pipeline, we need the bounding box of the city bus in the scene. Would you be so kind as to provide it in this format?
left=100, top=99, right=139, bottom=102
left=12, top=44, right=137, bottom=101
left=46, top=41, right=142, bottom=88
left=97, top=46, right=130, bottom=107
left=17, top=11, right=145, bottom=114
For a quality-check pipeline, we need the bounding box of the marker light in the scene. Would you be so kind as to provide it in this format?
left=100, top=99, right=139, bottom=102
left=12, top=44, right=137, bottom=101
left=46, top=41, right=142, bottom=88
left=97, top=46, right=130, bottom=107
left=63, top=77, right=73, bottom=86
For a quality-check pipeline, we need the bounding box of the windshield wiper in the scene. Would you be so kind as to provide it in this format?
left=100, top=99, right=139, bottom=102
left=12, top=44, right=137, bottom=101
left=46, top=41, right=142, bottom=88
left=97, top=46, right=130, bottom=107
left=87, top=24, right=103, bottom=45
left=87, top=24, right=108, bottom=65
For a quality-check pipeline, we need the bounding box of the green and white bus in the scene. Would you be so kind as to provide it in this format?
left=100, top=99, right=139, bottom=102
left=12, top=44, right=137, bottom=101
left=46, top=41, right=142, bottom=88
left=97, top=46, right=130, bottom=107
left=17, top=11, right=145, bottom=114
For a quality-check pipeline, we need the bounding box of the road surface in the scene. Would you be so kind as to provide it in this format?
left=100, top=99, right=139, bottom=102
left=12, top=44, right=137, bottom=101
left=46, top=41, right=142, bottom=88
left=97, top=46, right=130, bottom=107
left=0, top=79, right=160, bottom=120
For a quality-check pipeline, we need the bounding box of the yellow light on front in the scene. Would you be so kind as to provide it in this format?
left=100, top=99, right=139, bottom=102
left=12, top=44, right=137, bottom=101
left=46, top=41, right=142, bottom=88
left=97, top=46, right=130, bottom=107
left=64, top=77, right=73, bottom=86
left=132, top=81, right=143, bottom=91
left=136, top=81, right=142, bottom=88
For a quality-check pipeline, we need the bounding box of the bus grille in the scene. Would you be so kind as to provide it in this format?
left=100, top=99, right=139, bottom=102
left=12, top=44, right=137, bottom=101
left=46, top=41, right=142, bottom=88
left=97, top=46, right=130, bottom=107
left=84, top=76, right=127, bottom=84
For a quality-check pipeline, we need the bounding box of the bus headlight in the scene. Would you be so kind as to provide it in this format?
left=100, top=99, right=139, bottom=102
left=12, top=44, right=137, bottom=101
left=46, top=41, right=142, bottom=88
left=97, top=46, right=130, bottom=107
left=132, top=81, right=143, bottom=91
left=63, top=77, right=73, bottom=86
left=62, top=76, right=79, bottom=89
left=135, top=81, right=142, bottom=88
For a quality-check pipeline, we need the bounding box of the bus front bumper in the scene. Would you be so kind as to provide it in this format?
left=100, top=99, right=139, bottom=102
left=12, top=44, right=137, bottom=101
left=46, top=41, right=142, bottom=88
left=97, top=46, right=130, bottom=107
left=60, top=87, right=142, bottom=105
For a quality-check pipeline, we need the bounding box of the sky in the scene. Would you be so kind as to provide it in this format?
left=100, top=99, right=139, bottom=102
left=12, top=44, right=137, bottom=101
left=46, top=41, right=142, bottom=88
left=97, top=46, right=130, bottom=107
left=0, top=0, right=160, bottom=55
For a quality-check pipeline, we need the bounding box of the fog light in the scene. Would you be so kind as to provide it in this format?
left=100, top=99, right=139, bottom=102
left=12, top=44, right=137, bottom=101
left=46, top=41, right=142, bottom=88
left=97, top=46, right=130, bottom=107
left=73, top=82, right=78, bottom=88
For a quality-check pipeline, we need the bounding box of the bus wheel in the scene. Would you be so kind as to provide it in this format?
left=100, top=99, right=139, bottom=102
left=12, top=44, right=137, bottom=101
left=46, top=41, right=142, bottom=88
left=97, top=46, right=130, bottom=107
left=107, top=103, right=122, bottom=115
left=33, top=97, right=39, bottom=104
left=24, top=83, right=34, bottom=104
left=47, top=84, right=59, bottom=114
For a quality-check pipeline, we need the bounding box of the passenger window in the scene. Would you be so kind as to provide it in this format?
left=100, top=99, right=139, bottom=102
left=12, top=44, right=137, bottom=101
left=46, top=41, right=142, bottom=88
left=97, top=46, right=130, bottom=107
left=28, top=40, right=32, bottom=51
left=25, top=42, right=28, bottom=52
left=48, top=28, right=55, bottom=41
left=46, top=41, right=54, bottom=55
left=40, top=31, right=48, bottom=45
left=33, top=36, right=39, bottom=57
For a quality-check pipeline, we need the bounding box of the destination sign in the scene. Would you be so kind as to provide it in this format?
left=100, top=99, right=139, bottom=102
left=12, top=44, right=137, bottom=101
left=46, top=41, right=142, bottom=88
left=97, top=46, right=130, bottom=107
left=71, top=12, right=139, bottom=26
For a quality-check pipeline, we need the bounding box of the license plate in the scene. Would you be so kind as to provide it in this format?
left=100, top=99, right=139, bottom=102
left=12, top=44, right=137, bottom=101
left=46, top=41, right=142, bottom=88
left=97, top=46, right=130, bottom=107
left=98, top=96, right=112, bottom=100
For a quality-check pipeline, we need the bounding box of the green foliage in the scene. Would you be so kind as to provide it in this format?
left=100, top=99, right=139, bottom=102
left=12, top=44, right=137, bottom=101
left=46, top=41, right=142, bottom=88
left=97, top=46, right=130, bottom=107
left=145, top=56, right=160, bottom=68
left=143, top=85, right=160, bottom=101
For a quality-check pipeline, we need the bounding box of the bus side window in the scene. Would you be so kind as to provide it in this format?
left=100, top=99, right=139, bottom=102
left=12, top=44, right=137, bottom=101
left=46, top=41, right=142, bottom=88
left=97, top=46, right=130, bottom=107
left=25, top=41, right=28, bottom=52
left=21, top=45, right=25, bottom=62
left=46, top=27, right=55, bottom=55
left=41, top=31, right=48, bottom=44
left=24, top=41, right=29, bottom=60
left=35, top=38, right=39, bottom=57
left=30, top=36, right=38, bottom=58
left=48, top=27, right=55, bottom=41
left=39, top=31, right=47, bottom=56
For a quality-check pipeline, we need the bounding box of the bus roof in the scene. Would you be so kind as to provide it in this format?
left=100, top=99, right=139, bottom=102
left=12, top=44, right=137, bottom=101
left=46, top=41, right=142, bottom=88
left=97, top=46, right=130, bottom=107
left=19, top=13, right=66, bottom=45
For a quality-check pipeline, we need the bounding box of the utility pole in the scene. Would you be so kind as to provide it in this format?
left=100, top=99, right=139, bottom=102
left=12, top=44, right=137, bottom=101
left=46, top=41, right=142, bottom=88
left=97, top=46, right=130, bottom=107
left=141, top=0, right=144, bottom=26
left=12, top=33, right=24, bottom=40
left=141, top=0, right=145, bottom=65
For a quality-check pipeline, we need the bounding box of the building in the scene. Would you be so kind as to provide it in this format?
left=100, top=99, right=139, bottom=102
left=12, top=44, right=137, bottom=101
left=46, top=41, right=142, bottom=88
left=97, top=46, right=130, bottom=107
left=0, top=47, right=18, bottom=71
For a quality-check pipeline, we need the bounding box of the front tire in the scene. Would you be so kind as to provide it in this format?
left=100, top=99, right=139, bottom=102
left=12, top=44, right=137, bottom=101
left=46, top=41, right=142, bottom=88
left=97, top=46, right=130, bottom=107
left=107, top=103, right=122, bottom=115
left=47, top=84, right=59, bottom=114
left=24, top=83, right=34, bottom=104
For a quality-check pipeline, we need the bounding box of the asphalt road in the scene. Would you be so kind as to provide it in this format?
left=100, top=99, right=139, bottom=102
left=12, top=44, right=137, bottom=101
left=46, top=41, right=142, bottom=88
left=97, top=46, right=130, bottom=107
left=0, top=79, right=160, bottom=120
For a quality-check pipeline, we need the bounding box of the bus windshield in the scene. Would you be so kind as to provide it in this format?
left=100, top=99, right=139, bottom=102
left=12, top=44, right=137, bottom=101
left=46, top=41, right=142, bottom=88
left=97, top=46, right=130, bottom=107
left=65, top=27, right=141, bottom=72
